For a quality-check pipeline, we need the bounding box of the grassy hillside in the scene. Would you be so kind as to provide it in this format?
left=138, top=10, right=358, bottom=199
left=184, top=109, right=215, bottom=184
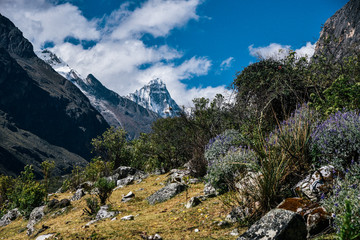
left=0, top=174, right=246, bottom=239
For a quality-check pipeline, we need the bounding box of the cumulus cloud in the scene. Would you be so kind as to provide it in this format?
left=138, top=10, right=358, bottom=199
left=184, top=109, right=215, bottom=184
left=0, top=0, right=223, bottom=107
left=249, top=43, right=291, bottom=60
left=111, top=0, right=201, bottom=39
left=248, top=42, right=315, bottom=61
left=220, top=57, right=234, bottom=70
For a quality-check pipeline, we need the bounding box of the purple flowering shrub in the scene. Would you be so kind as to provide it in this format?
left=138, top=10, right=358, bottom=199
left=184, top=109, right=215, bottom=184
left=321, top=162, right=360, bottom=237
left=311, top=110, right=360, bottom=170
left=205, top=129, right=257, bottom=192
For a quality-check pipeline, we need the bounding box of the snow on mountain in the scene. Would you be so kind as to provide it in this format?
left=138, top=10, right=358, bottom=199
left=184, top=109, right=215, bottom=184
left=127, top=78, right=182, bottom=118
left=36, top=49, right=159, bottom=139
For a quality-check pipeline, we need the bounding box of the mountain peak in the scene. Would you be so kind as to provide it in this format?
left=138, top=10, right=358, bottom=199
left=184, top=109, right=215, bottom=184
left=127, top=79, right=182, bottom=118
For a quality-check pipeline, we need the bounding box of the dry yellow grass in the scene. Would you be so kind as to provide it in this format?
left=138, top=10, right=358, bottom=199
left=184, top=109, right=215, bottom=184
left=0, top=174, right=246, bottom=239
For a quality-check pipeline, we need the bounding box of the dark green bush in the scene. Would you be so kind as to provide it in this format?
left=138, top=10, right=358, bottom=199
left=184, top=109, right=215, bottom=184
left=94, top=178, right=116, bottom=205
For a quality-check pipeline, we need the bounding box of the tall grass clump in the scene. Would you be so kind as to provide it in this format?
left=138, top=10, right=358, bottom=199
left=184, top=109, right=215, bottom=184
left=311, top=110, right=360, bottom=171
left=251, top=104, right=317, bottom=212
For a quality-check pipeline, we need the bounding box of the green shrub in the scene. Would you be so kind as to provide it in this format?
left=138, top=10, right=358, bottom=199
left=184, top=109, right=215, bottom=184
left=94, top=178, right=116, bottom=205
left=62, top=165, right=85, bottom=191
left=311, top=75, right=360, bottom=116
left=8, top=165, right=46, bottom=217
left=310, top=110, right=360, bottom=171
left=91, top=127, right=131, bottom=169
left=84, top=157, right=114, bottom=182
left=0, top=175, right=14, bottom=216
left=321, top=163, right=360, bottom=239
left=83, top=197, right=100, bottom=216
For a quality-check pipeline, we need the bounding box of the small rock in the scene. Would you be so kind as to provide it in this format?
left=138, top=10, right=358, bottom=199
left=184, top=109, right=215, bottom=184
left=185, top=197, right=201, bottom=208
left=70, top=188, right=85, bottom=201
left=122, top=191, right=135, bottom=202
left=96, top=205, right=118, bottom=221
left=188, top=178, right=200, bottom=184
left=167, top=169, right=191, bottom=183
left=111, top=217, right=117, bottom=221
left=35, top=233, right=54, bottom=240
left=217, top=220, right=230, bottom=228
left=194, top=229, right=200, bottom=233
left=153, top=233, right=162, bottom=239
left=77, top=181, right=94, bottom=191
left=136, top=188, right=144, bottom=191
left=226, top=206, right=250, bottom=223
left=203, top=182, right=217, bottom=197
left=57, top=199, right=71, bottom=208
left=230, top=228, right=239, bottom=236
left=83, top=220, right=98, bottom=227
left=47, top=199, right=59, bottom=209
left=121, top=215, right=134, bottom=221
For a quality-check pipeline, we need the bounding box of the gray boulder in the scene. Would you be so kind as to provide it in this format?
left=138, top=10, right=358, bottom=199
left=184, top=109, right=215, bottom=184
left=27, top=206, right=45, bottom=236
left=70, top=188, right=85, bottom=201
left=95, top=205, right=118, bottom=221
left=0, top=208, right=21, bottom=227
left=117, top=176, right=134, bottom=187
left=237, top=209, right=306, bottom=240
left=147, top=183, right=187, bottom=205
left=113, top=166, right=138, bottom=179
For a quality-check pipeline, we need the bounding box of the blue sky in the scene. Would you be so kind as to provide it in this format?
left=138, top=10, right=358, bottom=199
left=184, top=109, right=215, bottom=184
left=1, top=0, right=348, bottom=106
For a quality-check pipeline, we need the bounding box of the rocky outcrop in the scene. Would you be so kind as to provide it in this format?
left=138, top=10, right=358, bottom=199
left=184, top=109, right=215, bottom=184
left=0, top=14, right=109, bottom=177
left=237, top=209, right=307, bottom=240
left=96, top=205, right=118, bottom=221
left=0, top=208, right=21, bottom=227
left=294, top=165, right=336, bottom=201
left=70, top=189, right=85, bottom=201
left=27, top=206, right=45, bottom=236
left=314, top=0, right=360, bottom=61
left=147, top=183, right=187, bottom=205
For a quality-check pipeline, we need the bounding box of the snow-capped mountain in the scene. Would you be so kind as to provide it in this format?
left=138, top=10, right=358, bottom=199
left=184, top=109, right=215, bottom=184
left=127, top=78, right=182, bottom=118
left=36, top=49, right=159, bottom=139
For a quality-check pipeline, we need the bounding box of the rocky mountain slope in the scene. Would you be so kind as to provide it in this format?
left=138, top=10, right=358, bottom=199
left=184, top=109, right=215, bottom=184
left=127, top=78, right=182, bottom=118
left=314, top=0, right=360, bottom=61
left=37, top=50, right=160, bottom=139
left=0, top=14, right=109, bottom=176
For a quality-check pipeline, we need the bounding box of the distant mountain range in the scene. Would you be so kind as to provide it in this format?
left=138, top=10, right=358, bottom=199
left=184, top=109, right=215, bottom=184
left=127, top=78, right=182, bottom=118
left=36, top=50, right=160, bottom=139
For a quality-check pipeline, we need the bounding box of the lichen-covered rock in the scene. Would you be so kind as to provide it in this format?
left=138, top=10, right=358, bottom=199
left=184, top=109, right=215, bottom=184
left=185, top=196, right=201, bottom=208
left=294, top=165, right=336, bottom=201
left=27, top=206, right=45, bottom=236
left=0, top=208, right=21, bottom=227
left=95, top=205, right=118, bottom=221
left=277, top=197, right=331, bottom=238
left=237, top=209, right=306, bottom=240
left=113, top=166, right=138, bottom=179
left=70, top=188, right=85, bottom=201
left=226, top=206, right=251, bottom=223
left=147, top=183, right=187, bottom=205
left=117, top=176, right=134, bottom=187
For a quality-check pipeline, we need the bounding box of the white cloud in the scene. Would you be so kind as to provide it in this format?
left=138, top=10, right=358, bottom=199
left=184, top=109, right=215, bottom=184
left=220, top=57, right=234, bottom=70
left=248, top=42, right=315, bottom=61
left=294, top=42, right=315, bottom=61
left=0, top=0, right=224, bottom=107
left=249, top=43, right=291, bottom=60
left=111, top=0, right=201, bottom=39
